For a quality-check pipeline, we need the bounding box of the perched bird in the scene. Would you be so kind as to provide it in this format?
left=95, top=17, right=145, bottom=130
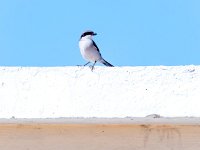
left=79, top=30, right=114, bottom=70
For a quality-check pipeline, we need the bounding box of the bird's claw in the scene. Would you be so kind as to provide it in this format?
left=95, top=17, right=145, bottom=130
left=89, top=65, right=95, bottom=71
left=76, top=65, right=82, bottom=67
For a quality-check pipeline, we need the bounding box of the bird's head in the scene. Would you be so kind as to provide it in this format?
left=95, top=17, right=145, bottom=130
left=80, top=30, right=97, bottom=40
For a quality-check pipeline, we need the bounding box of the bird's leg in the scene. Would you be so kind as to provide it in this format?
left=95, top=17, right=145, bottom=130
left=84, top=62, right=90, bottom=66
left=90, top=61, right=97, bottom=71
left=77, top=62, right=90, bottom=67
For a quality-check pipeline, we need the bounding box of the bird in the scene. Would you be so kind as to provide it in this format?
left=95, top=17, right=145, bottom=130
left=79, top=30, right=114, bottom=71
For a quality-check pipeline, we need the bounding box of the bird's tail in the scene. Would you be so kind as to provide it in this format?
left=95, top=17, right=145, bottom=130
left=100, top=59, right=114, bottom=67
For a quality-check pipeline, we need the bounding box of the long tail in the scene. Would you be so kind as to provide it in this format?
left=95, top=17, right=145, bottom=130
left=100, top=59, right=114, bottom=67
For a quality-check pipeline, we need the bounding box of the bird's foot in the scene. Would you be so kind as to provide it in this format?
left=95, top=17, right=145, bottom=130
left=89, top=65, right=95, bottom=71
left=76, top=65, right=82, bottom=67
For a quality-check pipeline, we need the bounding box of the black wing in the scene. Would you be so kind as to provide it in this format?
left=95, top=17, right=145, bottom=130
left=92, top=40, right=100, bottom=52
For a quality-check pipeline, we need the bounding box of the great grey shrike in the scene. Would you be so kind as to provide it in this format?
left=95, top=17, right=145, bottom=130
left=79, top=30, right=114, bottom=70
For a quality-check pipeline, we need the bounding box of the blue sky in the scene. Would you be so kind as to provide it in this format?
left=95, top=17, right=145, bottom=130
left=0, top=0, right=200, bottom=66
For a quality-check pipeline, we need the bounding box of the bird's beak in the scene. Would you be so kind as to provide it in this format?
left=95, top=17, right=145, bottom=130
left=93, top=33, right=97, bottom=36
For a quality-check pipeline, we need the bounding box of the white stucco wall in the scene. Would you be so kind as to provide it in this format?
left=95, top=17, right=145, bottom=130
left=0, top=66, right=199, bottom=118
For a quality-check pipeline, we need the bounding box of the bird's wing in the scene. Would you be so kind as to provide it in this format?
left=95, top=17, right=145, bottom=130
left=92, top=40, right=100, bottom=52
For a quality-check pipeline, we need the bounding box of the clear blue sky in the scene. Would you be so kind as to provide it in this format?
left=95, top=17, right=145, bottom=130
left=0, top=0, right=200, bottom=66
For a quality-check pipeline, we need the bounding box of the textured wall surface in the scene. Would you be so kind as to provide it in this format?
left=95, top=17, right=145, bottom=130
left=0, top=66, right=199, bottom=118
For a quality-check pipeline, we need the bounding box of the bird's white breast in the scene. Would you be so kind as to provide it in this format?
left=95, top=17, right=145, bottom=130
left=79, top=39, right=101, bottom=62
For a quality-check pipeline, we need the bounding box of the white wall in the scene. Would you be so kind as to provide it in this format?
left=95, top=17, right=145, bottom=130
left=0, top=66, right=199, bottom=118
